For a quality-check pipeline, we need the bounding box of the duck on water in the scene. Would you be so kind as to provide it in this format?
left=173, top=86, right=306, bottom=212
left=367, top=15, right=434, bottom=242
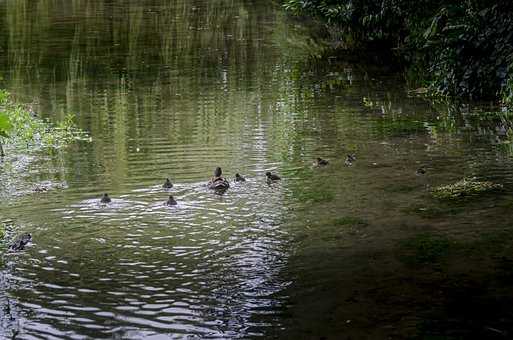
left=266, top=171, right=281, bottom=183
left=10, top=233, right=32, bottom=251
left=163, top=178, right=173, bottom=189
left=315, top=157, right=329, bottom=167
left=208, top=167, right=230, bottom=191
left=235, top=173, right=246, bottom=182
left=100, top=193, right=111, bottom=203
left=166, top=195, right=177, bottom=206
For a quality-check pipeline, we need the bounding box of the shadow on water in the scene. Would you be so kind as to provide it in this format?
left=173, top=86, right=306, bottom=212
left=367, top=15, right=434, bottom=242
left=1, top=0, right=513, bottom=339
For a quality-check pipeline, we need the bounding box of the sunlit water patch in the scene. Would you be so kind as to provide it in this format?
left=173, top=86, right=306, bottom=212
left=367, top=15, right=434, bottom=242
left=2, top=175, right=291, bottom=338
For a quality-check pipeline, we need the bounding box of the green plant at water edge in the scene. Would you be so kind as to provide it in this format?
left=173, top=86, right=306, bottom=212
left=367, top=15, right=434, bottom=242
left=283, top=1, right=513, bottom=100
left=503, top=67, right=513, bottom=112
left=432, top=178, right=503, bottom=200
left=421, top=4, right=513, bottom=99
left=0, top=90, right=88, bottom=156
left=0, top=90, right=13, bottom=156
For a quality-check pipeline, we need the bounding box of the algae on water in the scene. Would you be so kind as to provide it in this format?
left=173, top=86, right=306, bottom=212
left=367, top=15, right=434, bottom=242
left=432, top=177, right=503, bottom=200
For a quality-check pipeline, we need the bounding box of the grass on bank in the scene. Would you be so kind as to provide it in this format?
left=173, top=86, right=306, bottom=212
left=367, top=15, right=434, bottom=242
left=0, top=89, right=88, bottom=156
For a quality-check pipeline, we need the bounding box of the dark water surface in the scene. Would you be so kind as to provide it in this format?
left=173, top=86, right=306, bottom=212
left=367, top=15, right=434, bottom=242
left=1, top=0, right=513, bottom=339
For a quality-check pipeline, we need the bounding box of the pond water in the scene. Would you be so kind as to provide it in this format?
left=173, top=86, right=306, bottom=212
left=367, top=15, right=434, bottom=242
left=1, top=0, right=513, bottom=339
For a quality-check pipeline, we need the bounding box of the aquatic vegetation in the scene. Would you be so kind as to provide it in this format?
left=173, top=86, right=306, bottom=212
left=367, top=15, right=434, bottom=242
left=333, top=216, right=367, bottom=227
left=399, top=233, right=452, bottom=265
left=431, top=178, right=503, bottom=200
left=0, top=90, right=88, bottom=155
left=375, top=119, right=426, bottom=137
left=404, top=204, right=465, bottom=219
left=296, top=189, right=334, bottom=203
left=383, top=184, right=419, bottom=194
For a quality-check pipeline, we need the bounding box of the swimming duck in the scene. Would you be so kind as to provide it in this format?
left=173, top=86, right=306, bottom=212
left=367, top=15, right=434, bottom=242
left=163, top=178, right=173, bottom=189
left=416, top=167, right=426, bottom=175
left=9, top=233, right=32, bottom=251
left=100, top=193, right=111, bottom=203
left=33, top=185, right=48, bottom=193
left=345, top=154, right=356, bottom=166
left=208, top=167, right=230, bottom=191
left=266, top=171, right=281, bottom=182
left=166, top=195, right=177, bottom=206
left=235, top=173, right=246, bottom=182
left=315, top=157, right=329, bottom=166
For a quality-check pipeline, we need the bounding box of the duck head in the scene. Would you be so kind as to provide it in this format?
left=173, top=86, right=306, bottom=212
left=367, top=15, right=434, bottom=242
left=214, top=167, right=222, bottom=177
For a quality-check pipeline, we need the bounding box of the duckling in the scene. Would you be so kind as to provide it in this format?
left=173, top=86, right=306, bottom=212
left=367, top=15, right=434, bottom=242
left=345, top=154, right=356, bottom=166
left=166, top=195, right=177, bottom=206
left=235, top=173, right=246, bottom=182
left=163, top=178, right=173, bottom=189
left=100, top=193, right=111, bottom=203
left=33, top=185, right=48, bottom=193
left=416, top=167, right=426, bottom=175
left=315, top=157, right=329, bottom=166
left=266, top=171, right=281, bottom=181
left=9, top=233, right=32, bottom=251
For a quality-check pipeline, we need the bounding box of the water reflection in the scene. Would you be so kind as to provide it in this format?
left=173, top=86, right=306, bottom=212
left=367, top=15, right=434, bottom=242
left=0, top=0, right=297, bottom=337
left=1, top=0, right=513, bottom=338
left=2, top=176, right=290, bottom=338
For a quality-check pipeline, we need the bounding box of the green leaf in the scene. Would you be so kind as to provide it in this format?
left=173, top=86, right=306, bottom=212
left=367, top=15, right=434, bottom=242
left=0, top=111, right=12, bottom=137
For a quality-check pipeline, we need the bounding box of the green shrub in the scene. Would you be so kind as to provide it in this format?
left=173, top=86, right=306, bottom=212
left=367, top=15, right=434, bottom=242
left=420, top=3, right=513, bottom=98
left=283, top=1, right=513, bottom=100
left=0, top=90, right=88, bottom=155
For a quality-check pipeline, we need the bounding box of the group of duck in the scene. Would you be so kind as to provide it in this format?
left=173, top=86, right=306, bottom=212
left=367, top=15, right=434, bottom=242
left=98, top=165, right=287, bottom=207
left=6, top=165, right=287, bottom=252
left=97, top=154, right=357, bottom=206
left=8, top=153, right=429, bottom=252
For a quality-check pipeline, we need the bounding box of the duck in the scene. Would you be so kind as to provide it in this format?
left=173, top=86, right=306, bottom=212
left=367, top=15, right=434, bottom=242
left=208, top=167, right=230, bottom=191
left=163, top=178, right=173, bottom=189
left=235, top=173, right=246, bottom=182
left=100, top=193, right=111, bottom=203
left=315, top=157, right=329, bottom=166
left=345, top=154, right=356, bottom=166
left=33, top=185, right=48, bottom=193
left=266, top=171, right=281, bottom=182
left=9, top=233, right=32, bottom=251
left=416, top=167, right=426, bottom=175
left=166, top=195, right=177, bottom=206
